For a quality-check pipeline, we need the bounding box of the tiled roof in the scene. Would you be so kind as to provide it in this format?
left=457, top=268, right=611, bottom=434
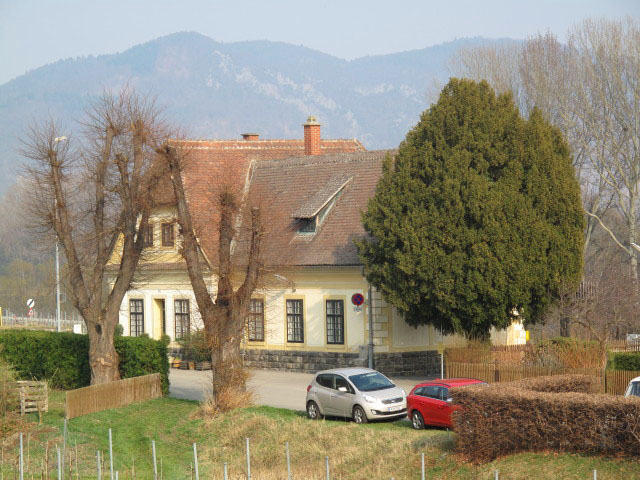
left=292, top=174, right=353, bottom=219
left=150, top=137, right=365, bottom=264
left=248, top=150, right=392, bottom=267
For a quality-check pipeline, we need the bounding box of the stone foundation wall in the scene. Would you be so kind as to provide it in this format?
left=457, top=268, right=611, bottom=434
left=372, top=350, right=441, bottom=377
left=241, top=348, right=441, bottom=377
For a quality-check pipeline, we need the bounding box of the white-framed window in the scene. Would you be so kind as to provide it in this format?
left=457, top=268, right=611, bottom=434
left=286, top=299, right=304, bottom=343
left=326, top=299, right=344, bottom=344
left=174, top=299, right=190, bottom=339
left=248, top=299, right=265, bottom=341
left=129, top=299, right=144, bottom=337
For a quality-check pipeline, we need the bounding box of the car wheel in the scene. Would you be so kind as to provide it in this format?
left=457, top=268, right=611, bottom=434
left=353, top=405, right=368, bottom=424
left=307, top=401, right=322, bottom=420
left=411, top=410, right=425, bottom=430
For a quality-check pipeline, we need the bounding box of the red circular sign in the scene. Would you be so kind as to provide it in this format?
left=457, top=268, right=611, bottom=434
left=351, top=293, right=364, bottom=306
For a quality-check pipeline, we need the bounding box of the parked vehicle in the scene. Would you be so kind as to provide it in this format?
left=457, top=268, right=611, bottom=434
left=306, top=368, right=407, bottom=423
left=407, top=378, right=486, bottom=429
left=624, top=376, right=640, bottom=398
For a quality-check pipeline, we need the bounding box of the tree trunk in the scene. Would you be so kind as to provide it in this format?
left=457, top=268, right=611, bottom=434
left=210, top=332, right=243, bottom=404
left=87, top=313, right=120, bottom=384
left=559, top=316, right=570, bottom=337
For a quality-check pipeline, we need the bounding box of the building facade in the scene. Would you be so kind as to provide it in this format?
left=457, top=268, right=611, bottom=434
left=110, top=119, right=525, bottom=377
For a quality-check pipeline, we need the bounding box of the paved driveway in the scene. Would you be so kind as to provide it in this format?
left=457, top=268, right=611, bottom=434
left=170, top=368, right=435, bottom=411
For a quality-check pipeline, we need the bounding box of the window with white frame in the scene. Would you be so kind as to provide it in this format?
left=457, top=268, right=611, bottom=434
left=174, top=299, right=190, bottom=339
left=129, top=299, right=144, bottom=337
left=326, top=299, right=344, bottom=344
left=247, top=299, right=265, bottom=341
left=286, top=299, right=304, bottom=343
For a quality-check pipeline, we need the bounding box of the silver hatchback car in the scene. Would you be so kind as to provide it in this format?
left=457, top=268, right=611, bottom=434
left=306, top=367, right=407, bottom=423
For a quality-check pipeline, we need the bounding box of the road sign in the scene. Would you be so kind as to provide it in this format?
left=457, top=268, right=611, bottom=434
left=26, top=298, right=35, bottom=308
left=351, top=293, right=364, bottom=306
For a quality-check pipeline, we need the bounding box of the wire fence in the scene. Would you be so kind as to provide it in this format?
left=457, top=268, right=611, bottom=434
left=0, top=308, right=85, bottom=334
left=1, top=427, right=606, bottom=480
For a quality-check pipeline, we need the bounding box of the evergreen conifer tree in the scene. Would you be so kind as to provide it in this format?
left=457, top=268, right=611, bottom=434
left=357, top=79, right=584, bottom=339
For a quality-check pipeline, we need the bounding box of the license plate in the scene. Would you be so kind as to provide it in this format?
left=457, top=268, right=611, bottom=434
left=388, top=406, right=402, bottom=412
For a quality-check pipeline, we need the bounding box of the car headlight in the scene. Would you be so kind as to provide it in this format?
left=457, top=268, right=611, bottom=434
left=363, top=394, right=377, bottom=404
left=401, top=389, right=406, bottom=397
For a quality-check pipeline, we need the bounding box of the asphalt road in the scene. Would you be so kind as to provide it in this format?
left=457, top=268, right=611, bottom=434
left=170, top=368, right=435, bottom=411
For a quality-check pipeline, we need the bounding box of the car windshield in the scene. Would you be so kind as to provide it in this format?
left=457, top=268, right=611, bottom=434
left=349, top=372, right=395, bottom=392
left=626, top=381, right=640, bottom=397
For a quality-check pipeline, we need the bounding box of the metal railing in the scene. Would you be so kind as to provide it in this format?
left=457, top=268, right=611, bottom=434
left=0, top=309, right=86, bottom=334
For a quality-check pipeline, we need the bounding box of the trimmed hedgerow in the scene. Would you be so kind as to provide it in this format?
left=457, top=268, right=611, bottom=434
left=609, top=352, right=640, bottom=371
left=116, top=334, right=170, bottom=395
left=0, top=330, right=169, bottom=393
left=452, top=375, right=640, bottom=462
left=509, top=374, right=601, bottom=394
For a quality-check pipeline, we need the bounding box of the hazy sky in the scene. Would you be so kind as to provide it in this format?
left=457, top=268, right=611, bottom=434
left=1, top=0, right=638, bottom=85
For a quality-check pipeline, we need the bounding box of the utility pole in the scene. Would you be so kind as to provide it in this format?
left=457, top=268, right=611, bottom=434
left=56, top=238, right=61, bottom=332
left=53, top=136, right=67, bottom=332
left=368, top=284, right=374, bottom=369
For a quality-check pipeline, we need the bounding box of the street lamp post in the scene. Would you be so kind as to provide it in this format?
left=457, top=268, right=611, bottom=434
left=53, top=136, right=66, bottom=332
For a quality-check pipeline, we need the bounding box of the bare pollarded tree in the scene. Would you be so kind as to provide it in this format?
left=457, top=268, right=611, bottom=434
left=159, top=144, right=263, bottom=407
left=21, top=88, right=168, bottom=384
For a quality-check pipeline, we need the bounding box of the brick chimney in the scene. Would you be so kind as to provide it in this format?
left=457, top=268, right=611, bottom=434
left=303, top=116, right=321, bottom=155
left=241, top=133, right=259, bottom=141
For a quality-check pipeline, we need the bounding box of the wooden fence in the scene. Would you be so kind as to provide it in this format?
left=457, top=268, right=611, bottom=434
left=445, top=362, right=640, bottom=395
left=16, top=380, right=48, bottom=415
left=65, top=373, right=162, bottom=419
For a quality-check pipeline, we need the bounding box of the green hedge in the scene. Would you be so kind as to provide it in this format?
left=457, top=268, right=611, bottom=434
left=0, top=330, right=169, bottom=393
left=609, top=352, right=640, bottom=371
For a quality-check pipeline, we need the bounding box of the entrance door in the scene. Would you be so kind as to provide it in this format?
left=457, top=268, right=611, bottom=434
left=153, top=299, right=166, bottom=340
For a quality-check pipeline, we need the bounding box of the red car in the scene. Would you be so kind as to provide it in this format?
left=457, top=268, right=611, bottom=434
left=407, top=378, right=486, bottom=429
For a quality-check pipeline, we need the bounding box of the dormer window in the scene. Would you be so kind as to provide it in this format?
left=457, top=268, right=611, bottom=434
left=293, top=174, right=353, bottom=235
left=298, top=217, right=317, bottom=233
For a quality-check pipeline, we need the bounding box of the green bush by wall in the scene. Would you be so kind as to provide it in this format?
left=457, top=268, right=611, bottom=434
left=609, top=352, right=640, bottom=371
left=0, top=330, right=169, bottom=393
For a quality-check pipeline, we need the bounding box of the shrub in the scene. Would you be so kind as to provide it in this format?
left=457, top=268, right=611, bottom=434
left=0, top=348, right=17, bottom=417
left=0, top=329, right=90, bottom=389
left=452, top=375, right=640, bottom=462
left=0, top=350, right=19, bottom=436
left=609, top=352, right=640, bottom=371
left=114, top=323, right=124, bottom=337
left=0, top=329, right=169, bottom=393
left=177, top=329, right=210, bottom=362
left=507, top=374, right=600, bottom=393
left=524, top=338, right=605, bottom=369
left=115, top=334, right=170, bottom=394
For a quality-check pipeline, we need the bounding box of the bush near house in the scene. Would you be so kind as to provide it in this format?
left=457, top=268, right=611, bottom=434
left=609, top=352, right=640, bottom=371
left=0, top=330, right=169, bottom=393
left=452, top=375, right=640, bottom=462
left=177, top=329, right=211, bottom=362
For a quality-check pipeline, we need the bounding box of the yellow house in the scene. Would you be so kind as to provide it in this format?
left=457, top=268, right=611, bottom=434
left=109, top=120, right=525, bottom=377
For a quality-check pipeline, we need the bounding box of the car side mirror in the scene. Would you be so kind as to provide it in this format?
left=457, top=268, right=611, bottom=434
left=338, top=386, right=348, bottom=393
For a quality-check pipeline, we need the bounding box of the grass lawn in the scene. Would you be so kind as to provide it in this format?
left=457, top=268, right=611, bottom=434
left=1, top=391, right=637, bottom=479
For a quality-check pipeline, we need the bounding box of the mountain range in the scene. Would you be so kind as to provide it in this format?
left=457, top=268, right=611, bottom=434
left=0, top=31, right=514, bottom=194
